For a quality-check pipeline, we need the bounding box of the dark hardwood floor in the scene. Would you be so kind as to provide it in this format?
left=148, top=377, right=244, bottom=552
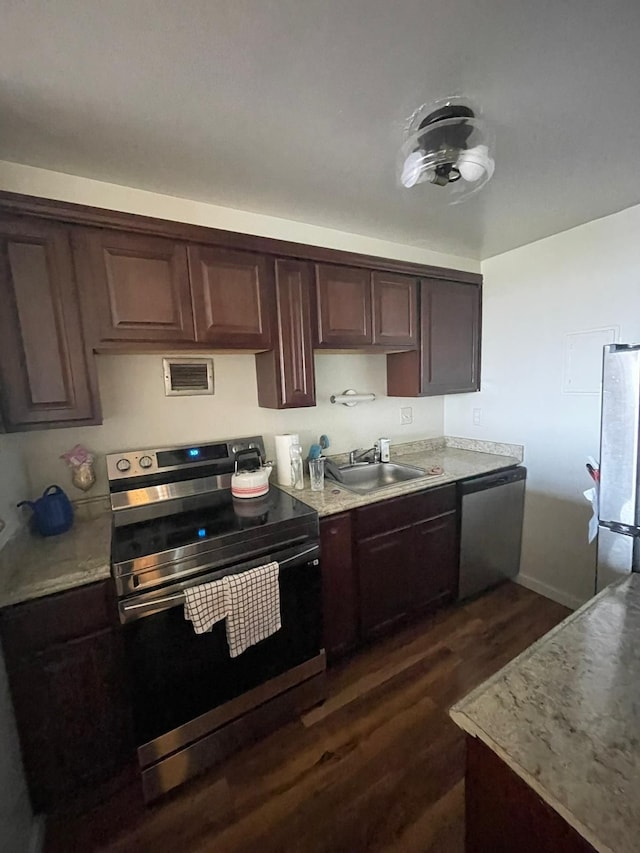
left=46, top=583, right=570, bottom=853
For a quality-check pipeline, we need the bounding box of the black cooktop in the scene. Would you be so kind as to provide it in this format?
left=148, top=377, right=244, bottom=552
left=111, top=486, right=316, bottom=565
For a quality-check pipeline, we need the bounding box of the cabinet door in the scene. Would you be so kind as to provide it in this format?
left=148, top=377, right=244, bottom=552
left=320, top=513, right=358, bottom=660
left=0, top=217, right=99, bottom=429
left=386, top=279, right=481, bottom=396
left=358, top=526, right=414, bottom=639
left=4, top=628, right=132, bottom=811
left=413, top=512, right=459, bottom=612
left=372, top=272, right=418, bottom=347
left=315, top=264, right=372, bottom=347
left=79, top=229, right=194, bottom=344
left=0, top=583, right=133, bottom=811
left=256, top=259, right=316, bottom=408
left=188, top=246, right=273, bottom=348
left=421, top=279, right=481, bottom=394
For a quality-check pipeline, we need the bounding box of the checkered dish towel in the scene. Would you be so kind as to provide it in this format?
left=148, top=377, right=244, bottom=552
left=183, top=562, right=281, bottom=657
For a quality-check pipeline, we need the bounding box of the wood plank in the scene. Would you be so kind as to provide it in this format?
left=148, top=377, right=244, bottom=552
left=45, top=583, right=571, bottom=853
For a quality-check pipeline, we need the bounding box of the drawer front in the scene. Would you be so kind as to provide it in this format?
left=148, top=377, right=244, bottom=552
left=355, top=484, right=456, bottom=539
left=411, top=484, right=457, bottom=523
left=0, top=580, right=117, bottom=662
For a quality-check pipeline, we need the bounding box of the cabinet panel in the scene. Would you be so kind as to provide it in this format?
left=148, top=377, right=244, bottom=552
left=358, top=526, right=414, bottom=638
left=0, top=581, right=115, bottom=661
left=421, top=279, right=481, bottom=394
left=466, top=737, right=596, bottom=853
left=372, top=272, right=417, bottom=347
left=320, top=513, right=358, bottom=659
left=7, top=629, right=132, bottom=811
left=80, top=229, right=194, bottom=344
left=189, top=246, right=273, bottom=348
left=315, top=264, right=372, bottom=347
left=0, top=582, right=133, bottom=811
left=413, top=512, right=459, bottom=610
left=256, top=259, right=316, bottom=408
left=386, top=279, right=481, bottom=397
left=0, top=216, right=99, bottom=429
left=356, top=484, right=456, bottom=540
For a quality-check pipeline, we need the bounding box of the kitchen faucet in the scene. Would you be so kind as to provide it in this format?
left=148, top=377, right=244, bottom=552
left=349, top=446, right=380, bottom=465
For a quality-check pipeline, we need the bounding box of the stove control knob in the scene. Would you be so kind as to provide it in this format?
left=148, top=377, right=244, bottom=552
left=231, top=444, right=242, bottom=454
left=116, top=458, right=131, bottom=473
left=139, top=455, right=153, bottom=469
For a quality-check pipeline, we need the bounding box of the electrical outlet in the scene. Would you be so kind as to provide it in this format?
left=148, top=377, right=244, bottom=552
left=473, top=407, right=482, bottom=426
left=400, top=406, right=413, bottom=425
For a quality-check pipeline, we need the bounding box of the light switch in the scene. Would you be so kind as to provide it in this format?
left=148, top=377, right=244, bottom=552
left=400, top=407, right=413, bottom=425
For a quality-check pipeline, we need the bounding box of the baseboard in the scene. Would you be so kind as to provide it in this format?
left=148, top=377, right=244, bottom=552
left=515, top=574, right=585, bottom=611
left=29, top=814, right=46, bottom=853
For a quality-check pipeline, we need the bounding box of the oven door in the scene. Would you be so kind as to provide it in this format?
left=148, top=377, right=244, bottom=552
left=120, top=542, right=322, bottom=750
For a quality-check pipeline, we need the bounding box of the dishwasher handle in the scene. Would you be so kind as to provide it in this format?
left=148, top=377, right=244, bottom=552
left=460, top=466, right=527, bottom=496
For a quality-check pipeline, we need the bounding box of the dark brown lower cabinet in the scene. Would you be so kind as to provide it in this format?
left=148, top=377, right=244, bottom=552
left=320, top=486, right=459, bottom=647
left=466, top=736, right=595, bottom=853
left=358, top=526, right=415, bottom=637
left=356, top=486, right=458, bottom=640
left=0, top=581, right=134, bottom=812
left=319, top=513, right=358, bottom=660
left=413, top=512, right=459, bottom=608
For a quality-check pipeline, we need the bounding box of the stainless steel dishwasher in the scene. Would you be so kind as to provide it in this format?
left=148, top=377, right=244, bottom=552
left=458, top=467, right=527, bottom=600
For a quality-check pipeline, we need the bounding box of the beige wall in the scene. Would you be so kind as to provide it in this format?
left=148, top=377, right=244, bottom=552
left=0, top=160, right=480, bottom=273
left=0, top=443, right=33, bottom=849
left=446, top=203, right=640, bottom=608
left=0, top=645, right=34, bottom=853
left=17, top=352, right=443, bottom=498
left=0, top=161, right=464, bottom=498
left=0, top=435, right=28, bottom=549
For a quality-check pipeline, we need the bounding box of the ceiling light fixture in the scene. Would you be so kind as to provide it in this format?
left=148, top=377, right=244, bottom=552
left=398, top=97, right=495, bottom=203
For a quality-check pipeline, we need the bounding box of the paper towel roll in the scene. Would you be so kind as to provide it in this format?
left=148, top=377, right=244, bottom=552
left=275, top=434, right=299, bottom=486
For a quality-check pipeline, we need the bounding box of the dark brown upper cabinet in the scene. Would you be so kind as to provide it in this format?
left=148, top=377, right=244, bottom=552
left=255, top=259, right=316, bottom=408
left=371, top=271, right=418, bottom=347
left=315, top=264, right=372, bottom=347
left=0, top=216, right=100, bottom=430
left=387, top=278, right=481, bottom=397
left=315, top=264, right=417, bottom=350
left=188, top=246, right=273, bottom=349
left=77, top=229, right=195, bottom=346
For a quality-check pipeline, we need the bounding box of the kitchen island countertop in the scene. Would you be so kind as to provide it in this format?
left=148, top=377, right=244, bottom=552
left=280, top=436, right=523, bottom=517
left=451, top=574, right=640, bottom=853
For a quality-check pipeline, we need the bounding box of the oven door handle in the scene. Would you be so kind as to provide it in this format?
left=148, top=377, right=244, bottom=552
left=119, top=543, right=320, bottom=622
left=121, top=592, right=186, bottom=614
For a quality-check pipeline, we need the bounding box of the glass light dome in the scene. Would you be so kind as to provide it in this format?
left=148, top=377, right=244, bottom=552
left=398, top=97, right=495, bottom=203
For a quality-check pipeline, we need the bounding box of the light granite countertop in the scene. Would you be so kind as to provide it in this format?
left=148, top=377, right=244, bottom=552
left=451, top=574, right=640, bottom=853
left=0, top=436, right=523, bottom=608
left=279, top=436, right=523, bottom=517
left=0, top=506, right=112, bottom=609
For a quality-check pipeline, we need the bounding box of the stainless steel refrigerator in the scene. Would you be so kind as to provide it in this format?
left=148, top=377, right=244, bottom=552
left=596, top=343, right=640, bottom=592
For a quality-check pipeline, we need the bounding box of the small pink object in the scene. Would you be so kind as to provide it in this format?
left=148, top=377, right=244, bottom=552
left=61, top=444, right=94, bottom=467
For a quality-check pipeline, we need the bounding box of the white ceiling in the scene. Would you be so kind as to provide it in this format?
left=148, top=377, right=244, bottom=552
left=1, top=0, right=640, bottom=259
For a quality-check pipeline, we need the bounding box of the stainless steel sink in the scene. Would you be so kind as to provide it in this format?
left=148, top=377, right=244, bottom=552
left=327, top=462, right=427, bottom=495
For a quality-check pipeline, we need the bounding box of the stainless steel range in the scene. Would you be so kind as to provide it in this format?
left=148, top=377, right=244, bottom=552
left=107, top=435, right=325, bottom=802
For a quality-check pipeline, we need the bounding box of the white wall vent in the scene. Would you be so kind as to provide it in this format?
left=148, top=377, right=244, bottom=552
left=163, top=358, right=214, bottom=396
